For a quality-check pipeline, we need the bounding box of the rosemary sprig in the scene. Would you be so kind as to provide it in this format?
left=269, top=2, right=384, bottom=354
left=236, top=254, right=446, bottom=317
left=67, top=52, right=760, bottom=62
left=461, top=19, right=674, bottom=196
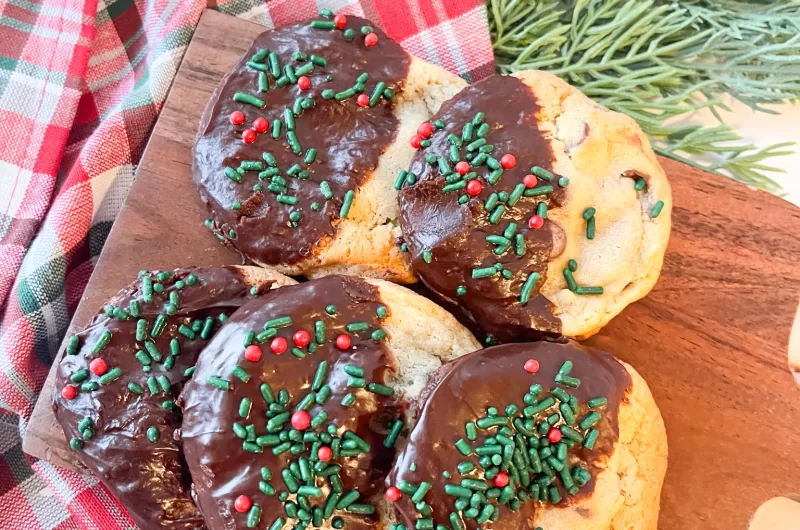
left=488, top=0, right=800, bottom=192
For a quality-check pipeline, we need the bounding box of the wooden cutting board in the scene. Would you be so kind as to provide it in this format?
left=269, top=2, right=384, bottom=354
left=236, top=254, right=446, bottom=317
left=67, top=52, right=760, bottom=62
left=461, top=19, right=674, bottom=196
left=24, top=9, right=800, bottom=529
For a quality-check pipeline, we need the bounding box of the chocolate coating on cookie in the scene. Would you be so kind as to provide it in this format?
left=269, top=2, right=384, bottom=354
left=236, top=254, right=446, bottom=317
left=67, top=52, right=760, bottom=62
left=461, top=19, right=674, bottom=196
left=181, top=276, right=404, bottom=530
left=195, top=17, right=409, bottom=265
left=399, top=75, right=565, bottom=343
left=387, top=340, right=631, bottom=529
left=53, top=267, right=260, bottom=530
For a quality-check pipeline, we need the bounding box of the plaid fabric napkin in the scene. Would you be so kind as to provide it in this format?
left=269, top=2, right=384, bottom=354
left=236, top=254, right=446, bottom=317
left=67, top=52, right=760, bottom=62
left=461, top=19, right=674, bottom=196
left=0, top=0, right=494, bottom=527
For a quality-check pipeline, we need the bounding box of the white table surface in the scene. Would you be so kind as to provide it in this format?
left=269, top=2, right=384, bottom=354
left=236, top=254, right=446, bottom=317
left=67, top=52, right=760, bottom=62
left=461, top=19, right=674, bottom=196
left=676, top=96, right=800, bottom=206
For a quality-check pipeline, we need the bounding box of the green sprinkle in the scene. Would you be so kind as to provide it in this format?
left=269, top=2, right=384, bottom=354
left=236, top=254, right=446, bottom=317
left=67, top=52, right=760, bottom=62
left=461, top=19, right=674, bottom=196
left=384, top=419, right=403, bottom=448
left=90, top=331, right=112, bottom=355
left=65, top=335, right=81, bottom=355
left=371, top=329, right=387, bottom=342
left=587, top=216, right=596, bottom=240
left=311, top=19, right=336, bottom=29
left=411, top=481, right=431, bottom=503
left=247, top=505, right=262, bottom=528
left=559, top=176, right=570, bottom=187
left=233, top=92, right=265, bottom=108
left=580, top=412, right=602, bottom=429
left=394, top=170, right=408, bottom=190
left=335, top=88, right=356, bottom=100
left=472, top=266, right=497, bottom=279
left=589, top=397, right=608, bottom=408
left=340, top=190, right=355, bottom=218
left=520, top=272, right=540, bottom=304
left=651, top=200, right=665, bottom=218
left=151, top=314, right=167, bottom=338
left=311, top=361, right=328, bottom=392
left=207, top=376, right=230, bottom=391
left=368, top=81, right=387, bottom=107
left=489, top=205, right=505, bottom=224
left=341, top=393, right=356, bottom=407
left=563, top=268, right=578, bottom=291
left=367, top=382, right=393, bottom=396
left=442, top=181, right=466, bottom=193
left=98, top=367, right=122, bottom=385
left=523, top=185, right=554, bottom=197
left=635, top=177, right=647, bottom=191
left=336, top=490, right=360, bottom=509
left=576, top=286, right=604, bottom=295
left=347, top=376, right=365, bottom=388
left=555, top=373, right=581, bottom=387
left=456, top=285, right=467, bottom=296
left=70, top=369, right=89, bottom=383
left=584, top=428, right=600, bottom=449
left=455, top=438, right=471, bottom=456
left=146, top=426, right=160, bottom=443
left=178, top=324, right=195, bottom=339
left=346, top=322, right=369, bottom=333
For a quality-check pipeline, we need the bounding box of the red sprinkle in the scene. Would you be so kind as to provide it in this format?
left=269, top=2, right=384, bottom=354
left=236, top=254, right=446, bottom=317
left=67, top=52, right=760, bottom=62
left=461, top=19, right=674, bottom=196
left=242, top=128, right=256, bottom=143
left=385, top=486, right=402, bottom=502
left=230, top=111, right=245, bottom=125
left=524, top=359, right=540, bottom=374
left=364, top=33, right=378, bottom=47
left=297, top=76, right=311, bottom=90
left=500, top=154, right=517, bottom=169
left=417, top=122, right=433, bottom=138
left=455, top=161, right=470, bottom=175
left=528, top=215, right=544, bottom=230
left=244, top=345, right=262, bottom=362
left=253, top=117, right=269, bottom=133
left=336, top=334, right=352, bottom=350
left=291, top=410, right=311, bottom=430
left=548, top=427, right=563, bottom=443
left=523, top=174, right=537, bottom=188
left=466, top=180, right=482, bottom=197
left=493, top=472, right=509, bottom=488
left=334, top=14, right=347, bottom=29
left=270, top=337, right=288, bottom=355
left=293, top=330, right=311, bottom=347
left=356, top=94, right=370, bottom=107
left=410, top=135, right=422, bottom=149
left=61, top=385, right=77, bottom=400
left=234, top=495, right=251, bottom=513
left=89, top=358, right=108, bottom=376
left=318, top=446, right=333, bottom=462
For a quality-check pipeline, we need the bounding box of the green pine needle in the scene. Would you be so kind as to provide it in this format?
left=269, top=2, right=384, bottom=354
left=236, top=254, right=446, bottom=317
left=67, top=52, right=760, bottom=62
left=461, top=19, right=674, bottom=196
left=488, top=0, right=800, bottom=192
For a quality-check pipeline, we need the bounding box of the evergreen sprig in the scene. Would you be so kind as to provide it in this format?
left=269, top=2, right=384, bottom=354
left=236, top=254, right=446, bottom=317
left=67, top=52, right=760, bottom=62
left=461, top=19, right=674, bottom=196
left=488, top=0, right=800, bottom=192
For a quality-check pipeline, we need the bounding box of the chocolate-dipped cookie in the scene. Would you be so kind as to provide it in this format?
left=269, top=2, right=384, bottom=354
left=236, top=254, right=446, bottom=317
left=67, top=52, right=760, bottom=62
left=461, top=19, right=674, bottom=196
left=387, top=340, right=667, bottom=530
left=398, top=71, right=671, bottom=342
left=194, top=13, right=466, bottom=283
left=53, top=265, right=295, bottom=530
left=180, top=275, right=480, bottom=529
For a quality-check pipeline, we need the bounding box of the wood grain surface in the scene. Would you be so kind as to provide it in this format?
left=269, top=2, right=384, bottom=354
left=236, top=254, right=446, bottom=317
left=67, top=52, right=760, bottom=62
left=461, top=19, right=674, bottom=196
left=23, top=10, right=800, bottom=529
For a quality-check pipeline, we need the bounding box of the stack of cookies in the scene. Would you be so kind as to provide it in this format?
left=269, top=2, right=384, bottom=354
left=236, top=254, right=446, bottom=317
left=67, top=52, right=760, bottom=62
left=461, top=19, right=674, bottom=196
left=54, top=12, right=671, bottom=530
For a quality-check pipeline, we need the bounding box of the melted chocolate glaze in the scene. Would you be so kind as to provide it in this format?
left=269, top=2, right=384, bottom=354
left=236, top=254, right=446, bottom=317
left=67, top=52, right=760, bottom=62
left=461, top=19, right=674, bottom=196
left=194, top=17, right=410, bottom=266
left=399, top=75, right=565, bottom=343
left=53, top=266, right=258, bottom=530
left=387, top=340, right=631, bottom=529
left=181, top=276, right=403, bottom=530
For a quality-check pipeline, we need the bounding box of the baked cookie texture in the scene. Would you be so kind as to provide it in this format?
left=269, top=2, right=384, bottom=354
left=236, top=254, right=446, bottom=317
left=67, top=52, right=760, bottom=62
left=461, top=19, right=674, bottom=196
left=180, top=275, right=480, bottom=530
left=52, top=266, right=295, bottom=530
left=517, top=71, right=671, bottom=340
left=194, top=16, right=466, bottom=284
left=398, top=71, right=671, bottom=342
left=387, top=340, right=668, bottom=530
left=533, top=360, right=667, bottom=530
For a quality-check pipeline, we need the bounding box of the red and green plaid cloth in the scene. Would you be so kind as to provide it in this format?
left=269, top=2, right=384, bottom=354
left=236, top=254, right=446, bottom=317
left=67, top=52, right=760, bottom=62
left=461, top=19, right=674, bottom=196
left=0, top=0, right=493, bottom=527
